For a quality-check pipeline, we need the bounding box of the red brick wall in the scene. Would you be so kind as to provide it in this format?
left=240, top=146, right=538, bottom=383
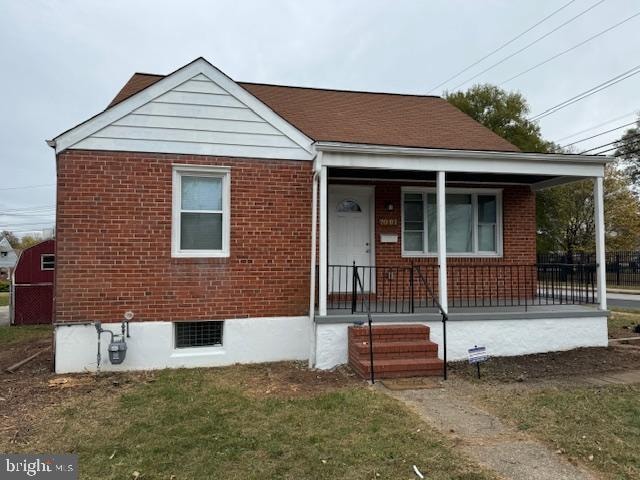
left=328, top=181, right=537, bottom=303
left=55, top=150, right=312, bottom=323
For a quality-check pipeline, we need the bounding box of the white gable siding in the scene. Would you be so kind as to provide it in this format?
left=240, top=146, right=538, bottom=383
left=70, top=74, right=313, bottom=160
left=0, top=237, right=18, bottom=269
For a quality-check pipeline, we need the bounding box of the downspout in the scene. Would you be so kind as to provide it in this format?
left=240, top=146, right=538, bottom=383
left=46, top=139, right=57, bottom=370
left=308, top=151, right=322, bottom=368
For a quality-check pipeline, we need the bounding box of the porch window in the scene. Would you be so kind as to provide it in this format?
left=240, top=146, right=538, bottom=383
left=172, top=165, right=230, bottom=258
left=402, top=188, right=502, bottom=257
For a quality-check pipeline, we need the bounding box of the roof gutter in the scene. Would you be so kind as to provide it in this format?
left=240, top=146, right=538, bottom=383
left=314, top=141, right=613, bottom=165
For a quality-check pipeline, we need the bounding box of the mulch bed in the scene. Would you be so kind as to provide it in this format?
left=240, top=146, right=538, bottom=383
left=449, top=346, right=640, bottom=383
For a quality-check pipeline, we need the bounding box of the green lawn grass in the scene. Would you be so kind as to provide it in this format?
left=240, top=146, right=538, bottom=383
left=478, top=385, right=640, bottom=479
left=0, top=324, right=51, bottom=346
left=0, top=292, right=9, bottom=307
left=17, top=366, right=495, bottom=480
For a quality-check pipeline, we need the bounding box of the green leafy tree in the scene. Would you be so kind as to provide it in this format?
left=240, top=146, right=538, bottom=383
left=446, top=85, right=640, bottom=252
left=445, top=84, right=557, bottom=153
left=18, top=235, right=42, bottom=249
left=536, top=165, right=640, bottom=253
left=615, top=115, right=640, bottom=188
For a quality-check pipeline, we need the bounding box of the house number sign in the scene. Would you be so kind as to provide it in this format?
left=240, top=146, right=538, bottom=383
left=379, top=218, right=398, bottom=226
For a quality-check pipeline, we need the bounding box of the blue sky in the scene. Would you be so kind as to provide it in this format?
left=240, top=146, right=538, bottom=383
left=1, top=0, right=638, bottom=235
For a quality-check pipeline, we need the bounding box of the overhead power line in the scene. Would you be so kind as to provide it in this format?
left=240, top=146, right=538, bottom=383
left=561, top=120, right=638, bottom=148
left=0, top=183, right=55, bottom=192
left=426, top=0, right=578, bottom=93
left=595, top=144, right=640, bottom=156
left=0, top=221, right=58, bottom=228
left=614, top=147, right=640, bottom=157
left=4, top=230, right=55, bottom=233
left=555, top=109, right=639, bottom=142
left=580, top=131, right=640, bottom=154
left=0, top=212, right=56, bottom=218
left=447, top=0, right=605, bottom=92
left=0, top=205, right=55, bottom=213
left=530, top=63, right=640, bottom=121
left=500, top=10, right=640, bottom=85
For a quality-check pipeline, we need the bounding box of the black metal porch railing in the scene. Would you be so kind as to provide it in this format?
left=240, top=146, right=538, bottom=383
left=327, top=263, right=597, bottom=313
left=327, top=264, right=439, bottom=313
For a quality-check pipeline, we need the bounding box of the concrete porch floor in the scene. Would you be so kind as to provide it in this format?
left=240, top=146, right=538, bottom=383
left=318, top=303, right=604, bottom=323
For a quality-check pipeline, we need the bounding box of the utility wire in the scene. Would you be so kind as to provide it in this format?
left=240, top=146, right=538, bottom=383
left=614, top=147, right=640, bottom=157
left=1, top=229, right=55, bottom=235
left=561, top=121, right=638, bottom=148
left=555, top=109, right=639, bottom=142
left=0, top=205, right=55, bottom=213
left=500, top=10, right=640, bottom=85
left=426, top=0, right=578, bottom=93
left=0, top=221, right=58, bottom=228
left=448, top=0, right=605, bottom=92
left=530, top=64, right=640, bottom=121
left=597, top=145, right=640, bottom=156
left=580, top=131, right=640, bottom=154
left=0, top=183, right=55, bottom=191
left=0, top=212, right=56, bottom=218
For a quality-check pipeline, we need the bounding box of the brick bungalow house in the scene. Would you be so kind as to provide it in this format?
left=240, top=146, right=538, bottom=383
left=49, top=58, right=610, bottom=375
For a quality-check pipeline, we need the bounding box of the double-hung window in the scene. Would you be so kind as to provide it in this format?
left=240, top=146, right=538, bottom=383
left=172, top=166, right=230, bottom=258
left=401, top=188, right=502, bottom=257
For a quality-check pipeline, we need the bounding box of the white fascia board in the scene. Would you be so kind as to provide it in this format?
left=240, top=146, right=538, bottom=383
left=316, top=142, right=608, bottom=178
left=51, top=58, right=315, bottom=157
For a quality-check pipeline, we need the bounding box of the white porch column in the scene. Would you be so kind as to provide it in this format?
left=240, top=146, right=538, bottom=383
left=436, top=171, right=448, bottom=313
left=594, top=176, right=607, bottom=311
left=318, top=165, right=328, bottom=316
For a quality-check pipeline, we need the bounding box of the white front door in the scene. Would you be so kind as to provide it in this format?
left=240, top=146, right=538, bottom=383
left=328, top=185, right=374, bottom=293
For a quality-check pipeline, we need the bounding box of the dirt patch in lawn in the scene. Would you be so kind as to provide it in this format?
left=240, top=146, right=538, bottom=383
left=201, top=361, right=363, bottom=399
left=1, top=328, right=362, bottom=450
left=609, top=308, right=640, bottom=339
left=0, top=335, right=155, bottom=449
left=449, top=346, right=640, bottom=383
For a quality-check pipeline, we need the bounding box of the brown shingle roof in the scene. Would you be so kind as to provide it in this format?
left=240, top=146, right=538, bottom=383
left=108, top=73, right=164, bottom=107
left=107, top=73, right=520, bottom=152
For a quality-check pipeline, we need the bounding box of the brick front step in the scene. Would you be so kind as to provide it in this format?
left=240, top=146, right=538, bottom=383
left=348, top=324, right=442, bottom=379
left=349, top=325, right=430, bottom=337
left=348, top=328, right=430, bottom=344
left=351, top=358, right=444, bottom=378
left=350, top=340, right=439, bottom=361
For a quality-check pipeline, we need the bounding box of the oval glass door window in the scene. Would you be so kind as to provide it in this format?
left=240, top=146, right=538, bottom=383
left=336, top=199, right=362, bottom=212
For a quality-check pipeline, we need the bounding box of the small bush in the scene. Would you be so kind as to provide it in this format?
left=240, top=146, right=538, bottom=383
left=0, top=280, right=9, bottom=292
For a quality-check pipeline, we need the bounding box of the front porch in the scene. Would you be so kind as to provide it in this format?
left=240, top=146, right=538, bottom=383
left=310, top=144, right=610, bottom=373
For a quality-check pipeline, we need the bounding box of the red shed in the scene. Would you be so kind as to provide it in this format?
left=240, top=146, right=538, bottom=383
left=11, top=239, right=55, bottom=325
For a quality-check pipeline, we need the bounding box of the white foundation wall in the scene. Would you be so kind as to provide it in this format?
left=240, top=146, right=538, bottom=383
left=314, top=316, right=608, bottom=370
left=55, top=316, right=310, bottom=373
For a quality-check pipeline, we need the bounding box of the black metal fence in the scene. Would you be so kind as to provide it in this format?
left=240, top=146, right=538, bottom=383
left=327, top=263, right=597, bottom=313
left=537, top=251, right=640, bottom=288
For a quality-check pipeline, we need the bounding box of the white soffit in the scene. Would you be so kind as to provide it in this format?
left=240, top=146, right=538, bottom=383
left=316, top=142, right=610, bottom=178
left=51, top=58, right=315, bottom=161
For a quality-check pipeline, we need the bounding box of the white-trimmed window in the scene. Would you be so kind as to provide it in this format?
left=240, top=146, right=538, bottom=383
left=172, top=165, right=230, bottom=258
left=41, top=254, right=55, bottom=270
left=401, top=188, right=502, bottom=257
